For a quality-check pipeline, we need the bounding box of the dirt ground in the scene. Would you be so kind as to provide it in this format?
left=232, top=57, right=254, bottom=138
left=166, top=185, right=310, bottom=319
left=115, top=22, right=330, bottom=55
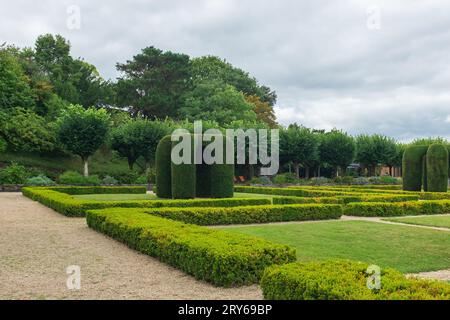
left=0, top=193, right=262, bottom=300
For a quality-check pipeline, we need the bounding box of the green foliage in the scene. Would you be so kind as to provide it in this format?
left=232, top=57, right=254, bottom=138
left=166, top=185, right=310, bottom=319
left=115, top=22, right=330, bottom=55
left=190, top=56, right=276, bottom=106
left=180, top=80, right=257, bottom=125
left=171, top=138, right=196, bottom=199
left=426, top=144, right=449, bottom=192
left=319, top=129, right=355, bottom=175
left=0, top=162, right=30, bottom=184
left=261, top=260, right=450, bottom=300
left=0, top=47, right=35, bottom=110
left=58, top=171, right=101, bottom=185
left=272, top=196, right=345, bottom=205
left=343, top=200, right=450, bottom=217
left=22, top=186, right=268, bottom=216
left=1, top=107, right=56, bottom=152
left=0, top=137, right=6, bottom=153
left=280, top=124, right=319, bottom=178
left=25, top=175, right=56, bottom=186
left=146, top=203, right=342, bottom=225
left=155, top=135, right=173, bottom=198
left=355, top=134, right=398, bottom=175
left=111, top=118, right=172, bottom=169
left=86, top=208, right=296, bottom=286
left=57, top=105, right=110, bottom=175
left=102, top=175, right=119, bottom=185
left=402, top=145, right=429, bottom=191
left=272, top=173, right=298, bottom=184
left=116, top=46, right=191, bottom=118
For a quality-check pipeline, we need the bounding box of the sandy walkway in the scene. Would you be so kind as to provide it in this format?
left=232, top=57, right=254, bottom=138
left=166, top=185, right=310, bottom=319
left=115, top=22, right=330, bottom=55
left=0, top=193, right=262, bottom=300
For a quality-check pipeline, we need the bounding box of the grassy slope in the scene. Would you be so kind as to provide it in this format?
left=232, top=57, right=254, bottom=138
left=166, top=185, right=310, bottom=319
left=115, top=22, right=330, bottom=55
left=221, top=220, right=450, bottom=273
left=0, top=148, right=131, bottom=178
left=384, top=215, right=450, bottom=229
left=73, top=192, right=273, bottom=201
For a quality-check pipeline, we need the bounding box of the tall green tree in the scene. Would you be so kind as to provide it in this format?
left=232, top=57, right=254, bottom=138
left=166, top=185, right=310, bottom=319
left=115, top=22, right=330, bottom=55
left=179, top=80, right=257, bottom=125
left=280, top=124, right=319, bottom=179
left=0, top=47, right=35, bottom=110
left=116, top=46, right=191, bottom=118
left=57, top=105, right=110, bottom=176
left=319, top=129, right=355, bottom=177
left=111, top=119, right=172, bottom=171
left=190, top=56, right=277, bottom=105
left=355, top=134, right=397, bottom=176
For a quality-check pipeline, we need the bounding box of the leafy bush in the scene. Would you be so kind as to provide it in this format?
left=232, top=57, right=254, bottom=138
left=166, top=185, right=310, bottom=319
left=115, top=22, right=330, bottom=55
left=102, top=175, right=118, bottom=185
left=135, top=175, right=148, bottom=184
left=22, top=187, right=271, bottom=217
left=86, top=208, right=296, bottom=287
left=58, top=171, right=101, bottom=185
left=0, top=137, right=7, bottom=153
left=333, top=176, right=354, bottom=185
left=144, top=203, right=343, bottom=225
left=0, top=163, right=30, bottom=184
left=309, top=177, right=330, bottom=185
left=155, top=135, right=172, bottom=198
left=25, top=175, right=56, bottom=186
left=261, top=260, right=450, bottom=300
left=272, top=173, right=297, bottom=184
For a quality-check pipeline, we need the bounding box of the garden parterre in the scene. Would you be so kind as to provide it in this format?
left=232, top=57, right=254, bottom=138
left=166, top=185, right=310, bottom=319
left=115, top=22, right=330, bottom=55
left=21, top=185, right=450, bottom=297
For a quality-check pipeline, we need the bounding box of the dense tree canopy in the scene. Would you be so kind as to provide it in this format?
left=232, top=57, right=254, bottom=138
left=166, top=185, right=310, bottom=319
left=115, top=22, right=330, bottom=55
left=280, top=124, right=319, bottom=178
left=57, top=105, right=110, bottom=176
left=355, top=134, right=397, bottom=175
left=319, top=130, right=355, bottom=176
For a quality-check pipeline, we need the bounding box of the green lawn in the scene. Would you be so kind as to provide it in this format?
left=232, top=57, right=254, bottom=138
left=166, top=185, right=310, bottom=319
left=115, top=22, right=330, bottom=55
left=220, top=220, right=450, bottom=273
left=384, top=215, right=450, bottom=229
left=73, top=192, right=273, bottom=201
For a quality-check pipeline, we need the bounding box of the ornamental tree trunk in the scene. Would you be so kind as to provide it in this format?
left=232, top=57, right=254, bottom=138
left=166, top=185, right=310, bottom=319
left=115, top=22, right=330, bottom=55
left=83, top=159, right=89, bottom=177
left=293, top=163, right=300, bottom=179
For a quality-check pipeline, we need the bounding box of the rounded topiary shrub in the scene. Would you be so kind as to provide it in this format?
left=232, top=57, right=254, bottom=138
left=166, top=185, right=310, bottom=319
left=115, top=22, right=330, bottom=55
left=402, top=145, right=428, bottom=191
left=155, top=135, right=172, bottom=198
left=426, top=144, right=449, bottom=192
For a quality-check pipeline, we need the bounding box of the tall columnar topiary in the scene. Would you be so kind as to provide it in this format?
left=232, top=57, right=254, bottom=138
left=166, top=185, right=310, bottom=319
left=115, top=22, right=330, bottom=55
left=426, top=144, right=449, bottom=192
left=155, top=133, right=235, bottom=199
left=155, top=135, right=173, bottom=198
left=422, top=155, right=428, bottom=192
left=171, top=135, right=196, bottom=199
left=402, top=145, right=428, bottom=191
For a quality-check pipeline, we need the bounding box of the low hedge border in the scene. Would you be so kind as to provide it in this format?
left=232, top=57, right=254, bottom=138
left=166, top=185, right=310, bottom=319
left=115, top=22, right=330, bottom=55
left=343, top=200, right=450, bottom=217
left=86, top=208, right=296, bottom=287
left=141, top=203, right=343, bottom=225
left=22, top=187, right=272, bottom=217
left=273, top=194, right=419, bottom=205
left=45, top=186, right=147, bottom=195
left=260, top=260, right=450, bottom=300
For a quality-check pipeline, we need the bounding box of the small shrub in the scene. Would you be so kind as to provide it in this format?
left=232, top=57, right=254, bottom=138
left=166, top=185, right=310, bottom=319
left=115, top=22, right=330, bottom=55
left=333, top=176, right=354, bottom=185
left=272, top=173, right=297, bottom=184
left=0, top=163, right=30, bottom=184
left=58, top=171, right=100, bottom=185
left=261, top=260, right=450, bottom=300
left=25, top=175, right=56, bottom=186
left=102, top=175, right=118, bottom=185
left=309, top=177, right=330, bottom=185
left=135, top=175, right=148, bottom=184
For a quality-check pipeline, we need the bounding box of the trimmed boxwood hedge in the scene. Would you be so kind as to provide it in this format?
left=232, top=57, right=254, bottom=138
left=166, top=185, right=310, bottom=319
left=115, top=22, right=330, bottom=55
left=142, top=203, right=342, bottom=225
left=402, top=145, right=429, bottom=191
left=426, top=144, right=449, bottom=192
left=155, top=135, right=173, bottom=198
left=86, top=208, right=296, bottom=287
left=22, top=187, right=272, bottom=217
left=47, top=186, right=147, bottom=195
left=273, top=194, right=419, bottom=205
left=343, top=200, right=450, bottom=217
left=260, top=260, right=450, bottom=300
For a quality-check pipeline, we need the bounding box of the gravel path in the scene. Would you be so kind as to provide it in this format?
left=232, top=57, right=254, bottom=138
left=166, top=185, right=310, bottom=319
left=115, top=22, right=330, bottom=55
left=0, top=193, right=262, bottom=300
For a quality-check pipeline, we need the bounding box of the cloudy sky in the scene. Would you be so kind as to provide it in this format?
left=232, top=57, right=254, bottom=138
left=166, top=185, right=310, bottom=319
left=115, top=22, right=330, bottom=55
left=1, top=0, right=450, bottom=141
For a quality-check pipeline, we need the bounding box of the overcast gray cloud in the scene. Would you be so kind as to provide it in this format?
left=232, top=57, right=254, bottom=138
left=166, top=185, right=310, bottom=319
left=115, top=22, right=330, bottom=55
left=1, top=0, right=450, bottom=141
